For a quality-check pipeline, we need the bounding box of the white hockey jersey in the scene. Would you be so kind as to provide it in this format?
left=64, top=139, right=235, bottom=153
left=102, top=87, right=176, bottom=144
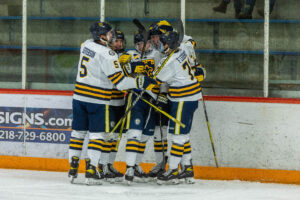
left=154, top=48, right=202, bottom=102
left=110, top=51, right=126, bottom=106
left=123, top=48, right=163, bottom=99
left=180, top=35, right=197, bottom=67
left=73, top=39, right=137, bottom=105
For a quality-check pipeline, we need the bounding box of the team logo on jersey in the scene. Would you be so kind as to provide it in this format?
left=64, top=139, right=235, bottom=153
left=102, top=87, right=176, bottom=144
left=135, top=118, right=141, bottom=125
left=109, top=50, right=116, bottom=56
left=141, top=59, right=155, bottom=77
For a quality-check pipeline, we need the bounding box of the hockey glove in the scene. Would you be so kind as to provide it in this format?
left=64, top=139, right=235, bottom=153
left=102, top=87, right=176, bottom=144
left=119, top=53, right=132, bottom=65
left=193, top=64, right=206, bottom=82
left=130, top=62, right=145, bottom=74
left=157, top=93, right=168, bottom=104
left=136, top=75, right=157, bottom=91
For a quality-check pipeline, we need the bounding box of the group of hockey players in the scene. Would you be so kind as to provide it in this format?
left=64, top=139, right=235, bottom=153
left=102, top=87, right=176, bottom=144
left=68, top=19, right=206, bottom=185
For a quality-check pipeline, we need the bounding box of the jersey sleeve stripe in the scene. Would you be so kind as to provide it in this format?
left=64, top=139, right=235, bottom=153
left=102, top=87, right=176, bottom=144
left=108, top=71, right=122, bottom=80
left=112, top=73, right=125, bottom=85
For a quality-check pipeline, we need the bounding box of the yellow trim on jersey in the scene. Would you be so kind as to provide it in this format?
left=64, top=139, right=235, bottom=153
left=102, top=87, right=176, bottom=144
left=168, top=82, right=200, bottom=92
left=170, top=87, right=201, bottom=97
left=75, top=83, right=111, bottom=94
left=105, top=105, right=110, bottom=133
left=108, top=72, right=125, bottom=85
left=112, top=73, right=124, bottom=85
left=175, top=102, right=184, bottom=134
left=74, top=89, right=111, bottom=100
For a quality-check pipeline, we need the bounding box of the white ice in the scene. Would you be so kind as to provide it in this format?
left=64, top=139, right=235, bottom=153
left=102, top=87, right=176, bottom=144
left=0, top=169, right=299, bottom=200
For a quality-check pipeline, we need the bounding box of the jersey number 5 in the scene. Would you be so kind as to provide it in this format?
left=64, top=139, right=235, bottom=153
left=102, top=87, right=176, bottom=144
left=181, top=60, right=194, bottom=80
left=80, top=56, right=89, bottom=78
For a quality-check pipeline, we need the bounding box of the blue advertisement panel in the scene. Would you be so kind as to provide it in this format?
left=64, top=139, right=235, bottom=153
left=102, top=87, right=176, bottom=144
left=0, top=107, right=72, bottom=144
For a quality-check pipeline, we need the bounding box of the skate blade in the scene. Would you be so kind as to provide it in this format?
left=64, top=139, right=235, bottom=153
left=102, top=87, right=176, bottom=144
left=157, top=179, right=179, bottom=185
left=85, top=178, right=103, bottom=185
left=185, top=177, right=195, bottom=184
left=133, top=176, right=148, bottom=183
left=69, top=176, right=76, bottom=184
left=114, top=177, right=124, bottom=182
left=125, top=180, right=132, bottom=186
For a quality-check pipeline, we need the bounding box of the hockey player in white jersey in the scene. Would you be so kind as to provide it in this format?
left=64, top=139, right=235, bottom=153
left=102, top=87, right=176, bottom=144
left=98, top=29, right=127, bottom=182
left=68, top=22, right=157, bottom=185
left=154, top=31, right=202, bottom=185
left=118, top=30, right=163, bottom=184
left=147, top=20, right=205, bottom=179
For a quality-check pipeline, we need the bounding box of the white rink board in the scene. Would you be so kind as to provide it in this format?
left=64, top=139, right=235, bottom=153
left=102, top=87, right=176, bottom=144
left=0, top=93, right=300, bottom=171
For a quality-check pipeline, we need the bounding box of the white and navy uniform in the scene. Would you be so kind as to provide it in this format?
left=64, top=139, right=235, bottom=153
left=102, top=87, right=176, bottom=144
left=122, top=48, right=162, bottom=167
left=70, top=39, right=137, bottom=167
left=104, top=50, right=127, bottom=166
left=154, top=48, right=201, bottom=169
left=180, top=35, right=197, bottom=67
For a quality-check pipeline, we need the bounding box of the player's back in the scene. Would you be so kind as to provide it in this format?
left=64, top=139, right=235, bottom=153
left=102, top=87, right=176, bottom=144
left=73, top=39, right=116, bottom=104
left=155, top=48, right=201, bottom=102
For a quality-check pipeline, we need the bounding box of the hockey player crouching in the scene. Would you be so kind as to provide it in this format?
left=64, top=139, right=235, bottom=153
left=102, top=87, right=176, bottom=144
left=154, top=31, right=202, bottom=185
left=68, top=22, right=157, bottom=185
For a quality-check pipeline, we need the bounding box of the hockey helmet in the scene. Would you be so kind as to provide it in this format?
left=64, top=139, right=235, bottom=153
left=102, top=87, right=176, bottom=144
left=160, top=31, right=179, bottom=50
left=134, top=29, right=145, bottom=44
left=149, top=20, right=173, bottom=36
left=90, top=22, right=112, bottom=41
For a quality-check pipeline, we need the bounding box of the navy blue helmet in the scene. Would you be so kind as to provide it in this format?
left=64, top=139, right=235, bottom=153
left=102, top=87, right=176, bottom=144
left=90, top=22, right=112, bottom=41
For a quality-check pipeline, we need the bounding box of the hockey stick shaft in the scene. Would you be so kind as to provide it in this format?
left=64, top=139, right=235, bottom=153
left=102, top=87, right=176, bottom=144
left=108, top=43, right=175, bottom=140
left=201, top=93, right=219, bottom=168
left=131, top=90, right=185, bottom=128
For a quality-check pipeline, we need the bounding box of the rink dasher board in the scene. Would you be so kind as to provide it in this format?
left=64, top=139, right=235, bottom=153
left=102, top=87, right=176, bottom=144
left=0, top=92, right=300, bottom=172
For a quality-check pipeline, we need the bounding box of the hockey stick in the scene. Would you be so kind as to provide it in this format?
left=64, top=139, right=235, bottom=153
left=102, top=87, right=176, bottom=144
left=130, top=90, right=185, bottom=128
left=133, top=18, right=149, bottom=59
left=107, top=47, right=175, bottom=140
left=201, top=91, right=219, bottom=168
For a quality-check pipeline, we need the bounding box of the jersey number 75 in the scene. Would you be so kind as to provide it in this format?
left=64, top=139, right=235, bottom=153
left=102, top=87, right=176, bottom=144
left=181, top=60, right=194, bottom=81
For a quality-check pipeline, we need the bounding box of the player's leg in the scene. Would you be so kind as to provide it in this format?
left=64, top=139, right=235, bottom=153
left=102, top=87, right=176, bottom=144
left=85, top=103, right=110, bottom=185
left=68, top=99, right=88, bottom=183
left=148, top=105, right=169, bottom=178
left=124, top=97, right=146, bottom=184
left=107, top=105, right=125, bottom=181
left=157, top=101, right=198, bottom=184
left=177, top=101, right=198, bottom=184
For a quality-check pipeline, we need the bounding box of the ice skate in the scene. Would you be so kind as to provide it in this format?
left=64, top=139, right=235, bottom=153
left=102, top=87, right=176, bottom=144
left=147, top=158, right=167, bottom=180
left=133, top=165, right=148, bottom=183
left=99, top=164, right=116, bottom=183
left=124, top=166, right=134, bottom=185
left=107, top=163, right=124, bottom=182
left=178, top=165, right=195, bottom=184
left=68, top=156, right=79, bottom=184
left=157, top=168, right=179, bottom=185
left=85, top=158, right=104, bottom=185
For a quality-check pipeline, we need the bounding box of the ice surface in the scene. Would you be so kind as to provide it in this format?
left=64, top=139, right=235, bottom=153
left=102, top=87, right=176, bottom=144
left=0, top=169, right=299, bottom=200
